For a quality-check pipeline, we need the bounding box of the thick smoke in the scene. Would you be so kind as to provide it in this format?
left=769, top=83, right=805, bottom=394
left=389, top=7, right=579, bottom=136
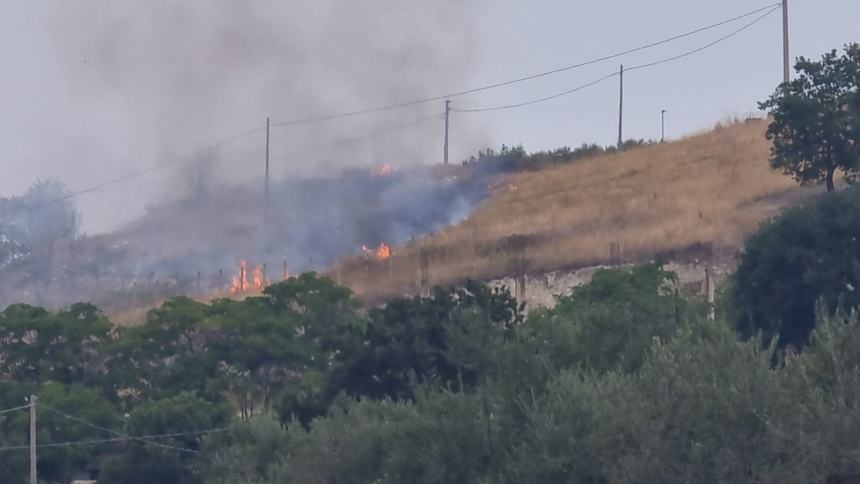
left=1, top=1, right=498, bottom=310
left=38, top=0, right=485, bottom=232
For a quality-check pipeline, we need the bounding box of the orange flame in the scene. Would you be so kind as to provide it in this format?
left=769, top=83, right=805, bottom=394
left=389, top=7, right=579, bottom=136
left=253, top=265, right=265, bottom=288
left=372, top=164, right=392, bottom=177
left=362, top=242, right=392, bottom=261
left=230, top=260, right=267, bottom=294
left=376, top=243, right=391, bottom=260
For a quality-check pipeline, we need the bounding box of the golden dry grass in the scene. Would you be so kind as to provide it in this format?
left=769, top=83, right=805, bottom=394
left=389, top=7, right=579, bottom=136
left=332, top=119, right=821, bottom=302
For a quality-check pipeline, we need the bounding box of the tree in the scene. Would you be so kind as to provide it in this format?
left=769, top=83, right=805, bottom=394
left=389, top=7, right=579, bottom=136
left=0, top=303, right=111, bottom=385
left=329, top=281, right=522, bottom=402
left=18, top=179, right=79, bottom=245
left=0, top=179, right=78, bottom=270
left=732, top=186, right=860, bottom=348
left=99, top=393, right=230, bottom=484
left=201, top=417, right=291, bottom=484
left=33, top=382, right=121, bottom=484
left=770, top=310, right=860, bottom=483
left=270, top=391, right=498, bottom=484
left=759, top=44, right=860, bottom=192
left=523, top=262, right=692, bottom=373
left=106, top=297, right=224, bottom=406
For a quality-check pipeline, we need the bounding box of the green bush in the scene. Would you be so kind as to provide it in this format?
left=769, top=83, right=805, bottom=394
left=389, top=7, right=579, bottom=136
left=524, top=262, right=694, bottom=373
left=732, top=186, right=860, bottom=348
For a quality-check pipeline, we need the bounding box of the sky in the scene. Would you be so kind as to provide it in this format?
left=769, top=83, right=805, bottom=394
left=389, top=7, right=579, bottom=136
left=0, top=0, right=858, bottom=233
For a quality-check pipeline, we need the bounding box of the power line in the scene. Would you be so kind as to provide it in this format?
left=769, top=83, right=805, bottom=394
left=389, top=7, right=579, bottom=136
left=35, top=126, right=267, bottom=208
left=271, top=113, right=442, bottom=162
left=454, top=5, right=780, bottom=113
left=626, top=6, right=780, bottom=73
left=0, top=404, right=30, bottom=416
left=35, top=3, right=780, bottom=206
left=268, top=2, right=781, bottom=127
left=39, top=404, right=200, bottom=454
left=41, top=115, right=437, bottom=207
left=0, top=427, right=231, bottom=452
left=454, top=73, right=620, bottom=113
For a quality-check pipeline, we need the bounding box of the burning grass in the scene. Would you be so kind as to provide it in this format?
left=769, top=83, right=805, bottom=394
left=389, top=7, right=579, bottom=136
left=331, top=119, right=823, bottom=302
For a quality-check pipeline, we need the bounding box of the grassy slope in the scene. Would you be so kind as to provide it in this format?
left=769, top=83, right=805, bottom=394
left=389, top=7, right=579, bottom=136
left=332, top=119, right=821, bottom=302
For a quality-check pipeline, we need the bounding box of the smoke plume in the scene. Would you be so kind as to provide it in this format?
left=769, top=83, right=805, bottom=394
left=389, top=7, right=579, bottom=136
left=33, top=0, right=485, bottom=232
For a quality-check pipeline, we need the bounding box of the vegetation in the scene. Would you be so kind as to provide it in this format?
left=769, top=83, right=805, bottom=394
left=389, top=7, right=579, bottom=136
left=0, top=179, right=78, bottom=270
left=3, top=249, right=860, bottom=482
left=3, top=43, right=859, bottom=484
left=759, top=43, right=860, bottom=192
left=462, top=139, right=655, bottom=172
left=732, top=185, right=860, bottom=348
left=334, top=119, right=812, bottom=302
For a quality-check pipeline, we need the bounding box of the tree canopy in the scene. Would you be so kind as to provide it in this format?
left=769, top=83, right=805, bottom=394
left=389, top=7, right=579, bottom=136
left=759, top=44, right=860, bottom=192
left=732, top=185, right=860, bottom=348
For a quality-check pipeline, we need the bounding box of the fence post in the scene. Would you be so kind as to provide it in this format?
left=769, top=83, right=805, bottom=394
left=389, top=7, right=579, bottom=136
left=705, top=266, right=716, bottom=322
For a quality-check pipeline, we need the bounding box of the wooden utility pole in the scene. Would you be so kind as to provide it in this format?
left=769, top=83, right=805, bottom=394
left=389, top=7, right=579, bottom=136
left=29, top=395, right=37, bottom=484
left=443, top=100, right=451, bottom=164
left=617, top=65, right=624, bottom=148
left=782, top=0, right=790, bottom=84
left=264, top=117, right=271, bottom=212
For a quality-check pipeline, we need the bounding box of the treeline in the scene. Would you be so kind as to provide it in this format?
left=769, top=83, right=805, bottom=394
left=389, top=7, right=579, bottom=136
left=3, top=260, right=860, bottom=483
left=0, top=264, right=700, bottom=483
left=462, top=138, right=655, bottom=173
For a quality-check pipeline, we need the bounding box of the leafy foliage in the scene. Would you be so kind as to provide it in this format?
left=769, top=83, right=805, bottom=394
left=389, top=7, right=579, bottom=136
left=329, top=280, right=522, bottom=402
left=463, top=139, right=656, bottom=173
left=0, top=303, right=111, bottom=385
left=0, top=179, right=78, bottom=270
left=6, top=239, right=860, bottom=482
left=759, top=44, right=860, bottom=192
left=732, top=185, right=860, bottom=348
left=524, top=262, right=693, bottom=373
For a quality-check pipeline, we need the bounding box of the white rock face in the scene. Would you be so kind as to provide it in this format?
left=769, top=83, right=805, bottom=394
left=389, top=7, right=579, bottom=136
left=488, top=260, right=733, bottom=311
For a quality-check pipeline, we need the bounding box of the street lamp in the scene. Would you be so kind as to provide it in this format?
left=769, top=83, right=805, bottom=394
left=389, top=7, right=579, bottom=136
left=661, top=109, right=667, bottom=142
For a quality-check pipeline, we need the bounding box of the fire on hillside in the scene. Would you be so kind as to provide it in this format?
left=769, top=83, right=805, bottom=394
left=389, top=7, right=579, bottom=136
left=363, top=242, right=392, bottom=261
left=372, top=164, right=393, bottom=177
left=230, top=260, right=267, bottom=294
left=0, top=161, right=506, bottom=311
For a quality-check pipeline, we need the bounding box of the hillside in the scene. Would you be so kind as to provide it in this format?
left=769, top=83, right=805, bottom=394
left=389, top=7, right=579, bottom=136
left=332, top=119, right=822, bottom=302
left=0, top=163, right=497, bottom=315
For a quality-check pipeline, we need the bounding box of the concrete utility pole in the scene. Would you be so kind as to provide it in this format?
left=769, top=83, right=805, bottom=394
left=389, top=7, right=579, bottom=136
left=661, top=109, right=667, bottom=142
left=443, top=100, right=451, bottom=164
left=782, top=0, right=790, bottom=84
left=617, top=65, right=624, bottom=149
left=29, top=395, right=36, bottom=484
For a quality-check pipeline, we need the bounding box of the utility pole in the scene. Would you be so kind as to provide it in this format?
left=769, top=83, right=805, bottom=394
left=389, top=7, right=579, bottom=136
left=782, top=0, right=790, bottom=84
left=29, top=395, right=36, bottom=484
left=443, top=100, right=451, bottom=164
left=661, top=109, right=667, bottom=142
left=617, top=65, right=624, bottom=149
left=264, top=117, right=271, bottom=212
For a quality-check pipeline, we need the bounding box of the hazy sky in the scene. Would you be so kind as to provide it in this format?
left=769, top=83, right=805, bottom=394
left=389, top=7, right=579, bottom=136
left=1, top=0, right=858, bottom=233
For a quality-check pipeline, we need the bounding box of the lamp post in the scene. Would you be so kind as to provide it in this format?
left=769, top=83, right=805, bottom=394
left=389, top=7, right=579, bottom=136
left=661, top=109, right=667, bottom=142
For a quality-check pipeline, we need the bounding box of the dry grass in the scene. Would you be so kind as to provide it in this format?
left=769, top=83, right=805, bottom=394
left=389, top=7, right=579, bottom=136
left=332, top=119, right=821, bottom=302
